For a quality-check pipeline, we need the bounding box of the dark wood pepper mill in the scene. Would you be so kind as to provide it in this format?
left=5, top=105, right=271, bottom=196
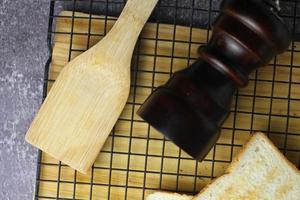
left=137, top=0, right=291, bottom=160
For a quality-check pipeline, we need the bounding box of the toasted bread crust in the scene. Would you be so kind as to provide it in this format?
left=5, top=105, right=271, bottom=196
left=193, top=132, right=300, bottom=200
left=147, top=192, right=193, bottom=200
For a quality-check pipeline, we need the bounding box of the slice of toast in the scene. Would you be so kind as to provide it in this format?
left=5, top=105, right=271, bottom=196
left=147, top=132, right=300, bottom=200
left=194, top=132, right=300, bottom=200
left=146, top=192, right=192, bottom=200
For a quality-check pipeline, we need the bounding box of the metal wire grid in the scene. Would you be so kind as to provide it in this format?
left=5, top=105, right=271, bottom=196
left=34, top=0, right=300, bottom=199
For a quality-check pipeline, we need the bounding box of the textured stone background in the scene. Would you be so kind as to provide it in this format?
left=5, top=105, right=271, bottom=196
left=0, top=0, right=49, bottom=199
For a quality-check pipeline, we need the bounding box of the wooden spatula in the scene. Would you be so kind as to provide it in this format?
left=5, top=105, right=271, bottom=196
left=25, top=0, right=159, bottom=174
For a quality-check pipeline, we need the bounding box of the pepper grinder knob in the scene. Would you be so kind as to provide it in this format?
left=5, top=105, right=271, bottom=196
left=137, top=0, right=291, bottom=160
left=200, top=0, right=290, bottom=87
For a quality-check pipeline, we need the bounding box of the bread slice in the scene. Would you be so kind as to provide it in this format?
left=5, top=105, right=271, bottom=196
left=194, top=132, right=300, bottom=200
left=146, top=132, right=300, bottom=200
left=146, top=192, right=192, bottom=200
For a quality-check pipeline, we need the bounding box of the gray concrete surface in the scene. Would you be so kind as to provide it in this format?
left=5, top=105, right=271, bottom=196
left=0, top=0, right=49, bottom=199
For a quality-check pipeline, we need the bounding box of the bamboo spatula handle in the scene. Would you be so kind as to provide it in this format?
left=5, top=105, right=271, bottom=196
left=96, top=0, right=159, bottom=62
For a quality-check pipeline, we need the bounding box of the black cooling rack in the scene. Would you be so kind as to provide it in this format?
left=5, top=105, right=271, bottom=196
left=34, top=0, right=300, bottom=199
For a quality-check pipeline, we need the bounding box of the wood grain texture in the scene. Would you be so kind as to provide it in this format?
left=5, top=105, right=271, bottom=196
left=37, top=11, right=300, bottom=199
left=25, top=0, right=159, bottom=174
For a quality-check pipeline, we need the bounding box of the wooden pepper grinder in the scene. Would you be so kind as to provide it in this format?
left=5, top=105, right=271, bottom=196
left=137, top=0, right=291, bottom=160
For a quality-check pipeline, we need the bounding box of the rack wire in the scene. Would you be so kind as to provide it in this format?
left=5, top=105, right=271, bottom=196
left=35, top=0, right=300, bottom=199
